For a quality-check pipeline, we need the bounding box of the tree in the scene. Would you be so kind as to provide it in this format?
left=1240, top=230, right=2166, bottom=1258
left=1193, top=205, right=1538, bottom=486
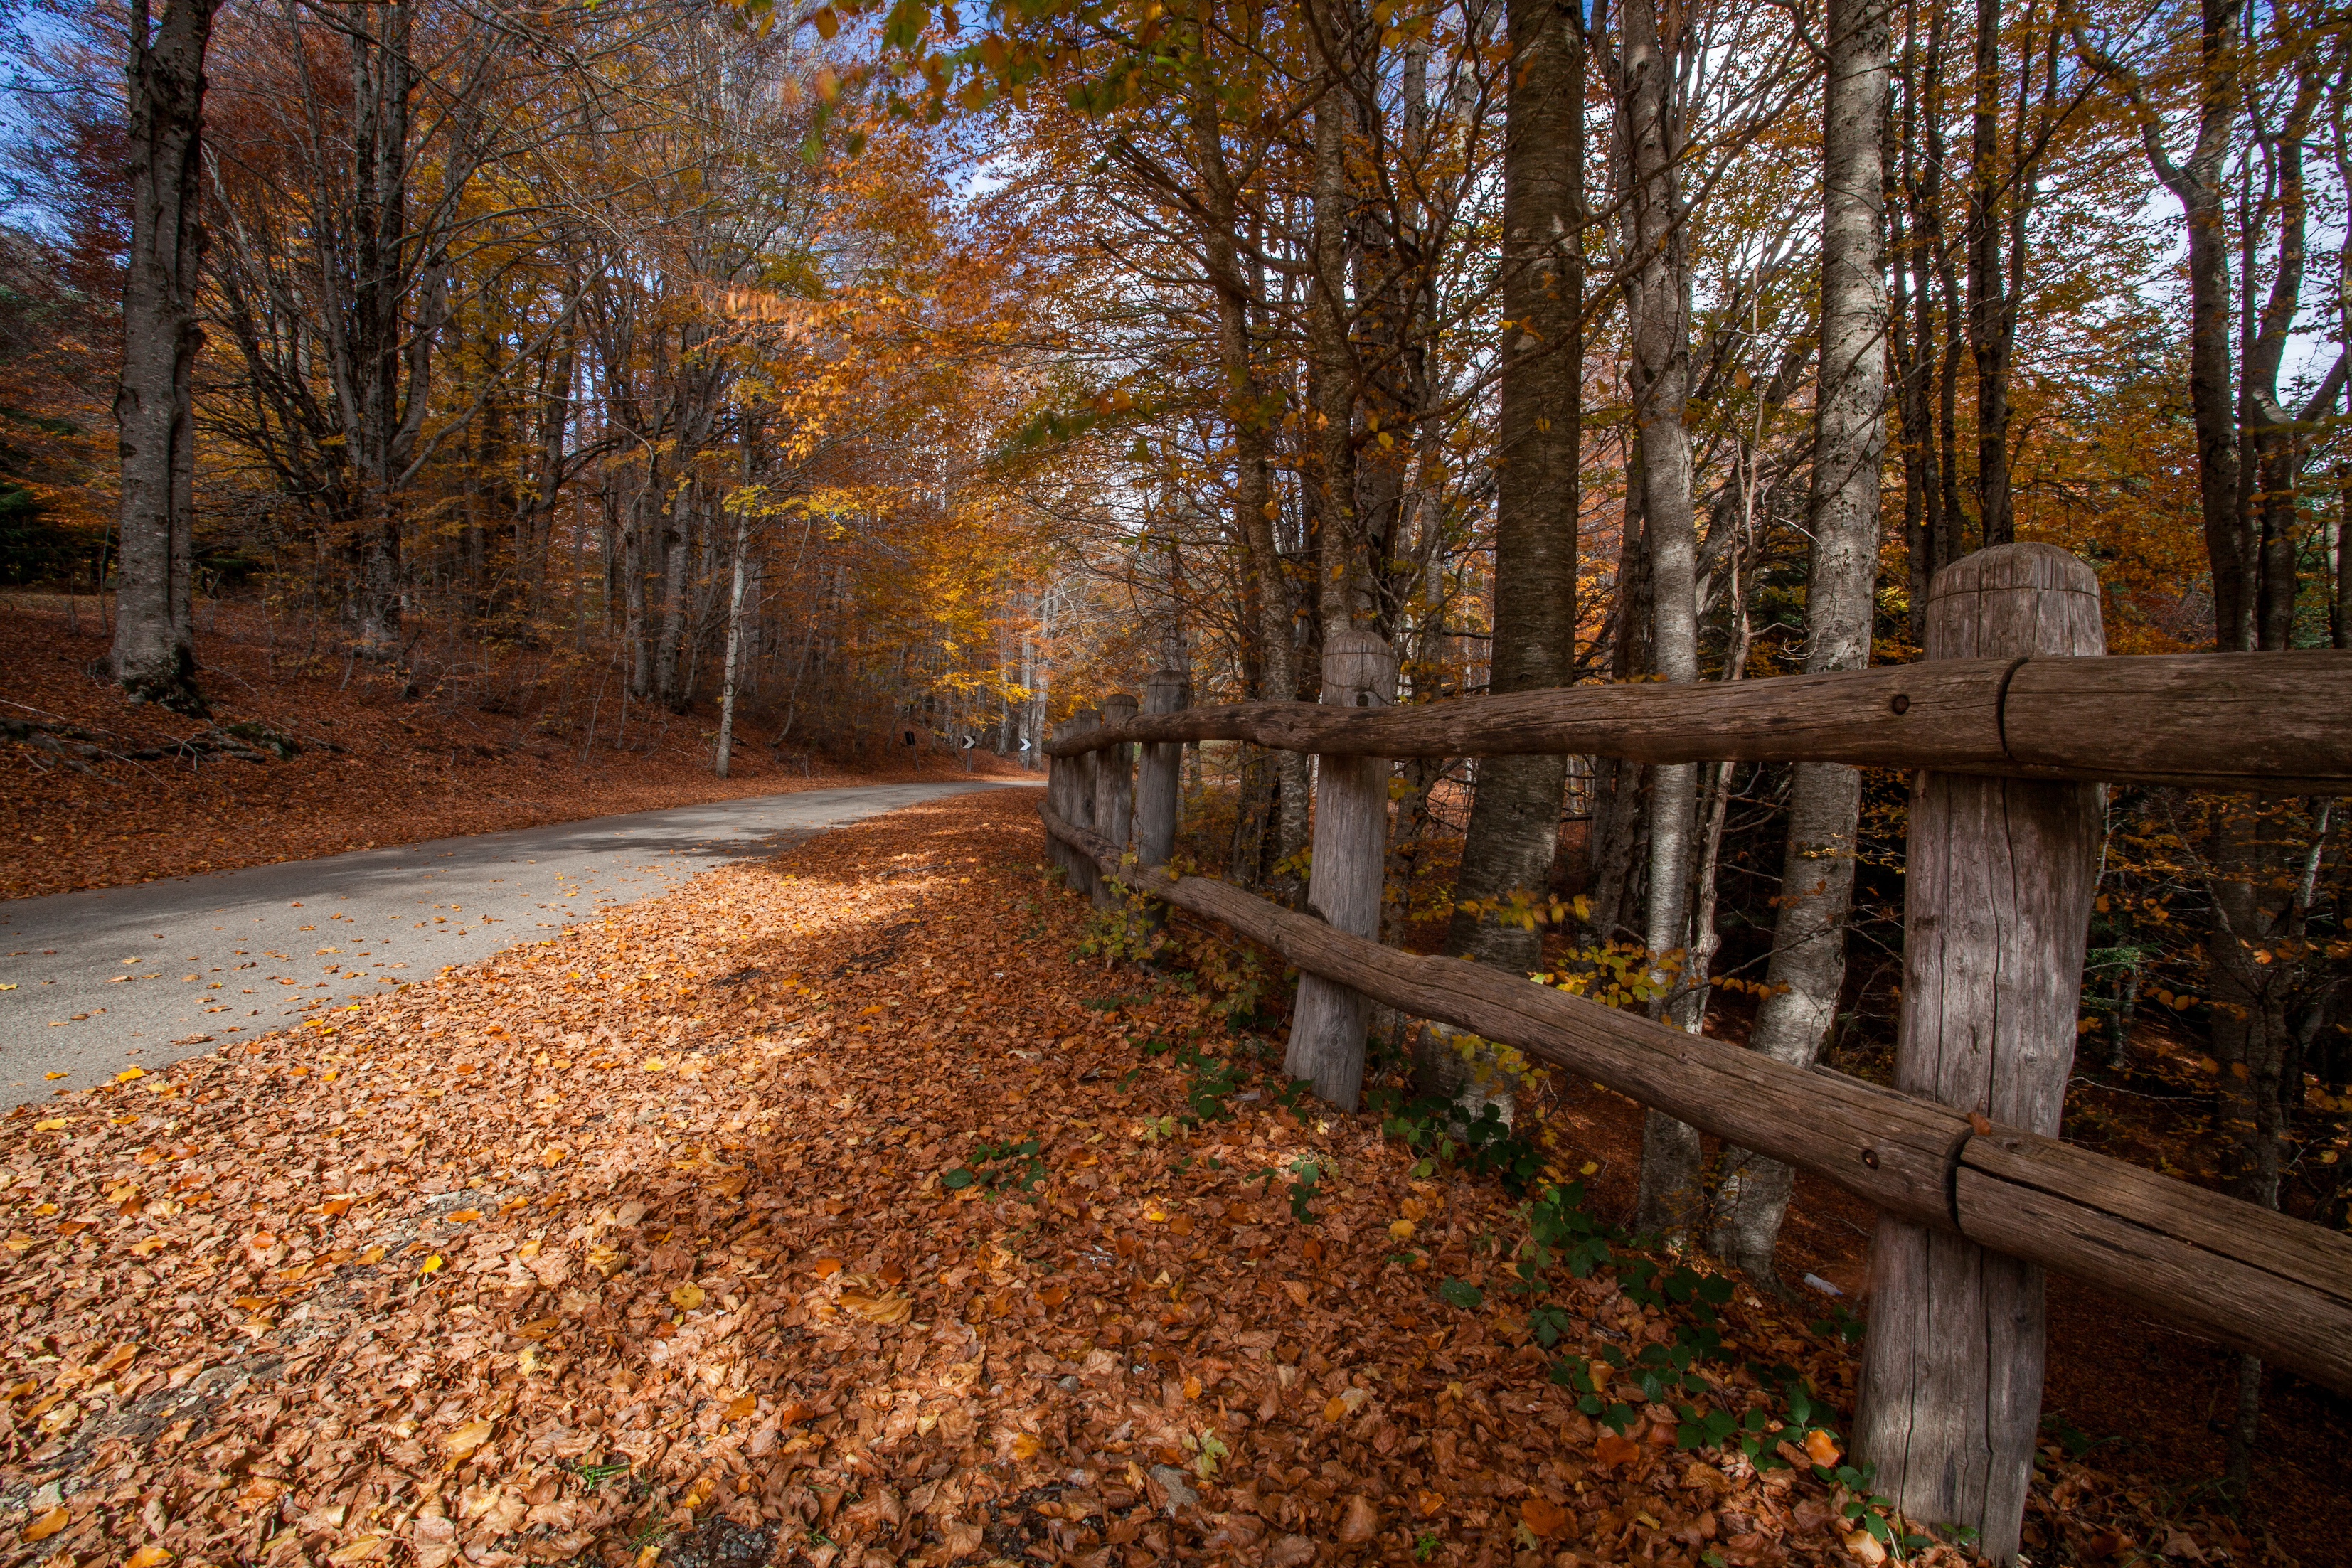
left=1708, top=0, right=1890, bottom=1282
left=109, top=0, right=221, bottom=712
left=1444, top=0, right=1585, bottom=976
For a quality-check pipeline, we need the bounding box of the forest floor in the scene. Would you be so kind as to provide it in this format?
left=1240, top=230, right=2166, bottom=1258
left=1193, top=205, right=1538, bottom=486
left=0, top=595, right=1026, bottom=903
left=0, top=791, right=2322, bottom=1568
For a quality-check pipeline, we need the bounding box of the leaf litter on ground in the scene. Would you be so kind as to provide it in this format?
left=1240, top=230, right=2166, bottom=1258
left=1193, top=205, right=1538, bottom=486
left=0, top=791, right=2277, bottom=1567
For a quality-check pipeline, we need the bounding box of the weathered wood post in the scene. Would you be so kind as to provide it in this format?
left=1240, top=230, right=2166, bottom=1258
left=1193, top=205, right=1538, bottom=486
left=1069, top=708, right=1101, bottom=900
left=1137, top=671, right=1188, bottom=865
left=1045, top=719, right=1072, bottom=880
left=1134, top=670, right=1189, bottom=930
left=1093, top=693, right=1138, bottom=909
left=1284, top=630, right=1398, bottom=1110
left=1856, top=543, right=2104, bottom=1562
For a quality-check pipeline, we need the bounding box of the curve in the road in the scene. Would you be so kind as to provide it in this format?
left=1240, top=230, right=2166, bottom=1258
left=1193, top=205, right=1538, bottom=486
left=0, top=778, right=1036, bottom=1109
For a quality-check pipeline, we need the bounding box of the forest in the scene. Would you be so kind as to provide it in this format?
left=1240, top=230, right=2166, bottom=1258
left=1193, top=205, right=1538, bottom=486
left=2, top=0, right=2351, bottom=1557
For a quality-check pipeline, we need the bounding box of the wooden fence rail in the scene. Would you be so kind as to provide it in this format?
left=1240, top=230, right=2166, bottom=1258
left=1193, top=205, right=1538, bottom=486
left=1036, top=806, right=2352, bottom=1399
left=1045, top=649, right=2352, bottom=795
left=1038, top=544, right=2352, bottom=1563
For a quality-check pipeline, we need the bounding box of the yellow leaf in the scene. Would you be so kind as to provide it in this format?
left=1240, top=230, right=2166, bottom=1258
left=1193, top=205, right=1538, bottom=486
left=447, top=1210, right=481, bottom=1224
left=1388, top=1220, right=1416, bottom=1241
left=359, top=1245, right=386, bottom=1264
left=128, top=1547, right=173, bottom=1568
left=724, top=1393, right=757, bottom=1422
left=587, top=1244, right=622, bottom=1276
left=420, top=1254, right=445, bottom=1275
left=33, top=1119, right=66, bottom=1132
left=811, top=1257, right=843, bottom=1277
left=642, top=1059, right=667, bottom=1072
left=41, top=1071, right=65, bottom=1079
left=1010, top=1433, right=1041, bottom=1460
left=811, top=4, right=838, bottom=36
left=1580, top=1161, right=1599, bottom=1176
left=442, top=1418, right=496, bottom=1459
left=669, top=1283, right=706, bottom=1310
left=117, top=1067, right=146, bottom=1082
left=22, top=1508, right=67, bottom=1542
left=1803, top=1428, right=1842, bottom=1468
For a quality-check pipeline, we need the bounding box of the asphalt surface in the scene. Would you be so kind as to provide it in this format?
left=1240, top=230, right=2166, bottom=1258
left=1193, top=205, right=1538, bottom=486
left=0, top=778, right=1035, bottom=1109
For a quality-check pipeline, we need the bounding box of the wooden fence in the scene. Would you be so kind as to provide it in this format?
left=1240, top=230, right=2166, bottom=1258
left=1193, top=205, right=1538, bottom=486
left=1037, top=544, right=2352, bottom=1563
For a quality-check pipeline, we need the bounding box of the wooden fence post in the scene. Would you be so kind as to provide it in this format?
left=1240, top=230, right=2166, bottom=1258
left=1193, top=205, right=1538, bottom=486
left=1048, top=720, right=1075, bottom=880
left=1094, top=693, right=1138, bottom=909
left=1068, top=709, right=1101, bottom=900
left=1284, top=630, right=1398, bottom=1111
left=1855, top=543, right=2104, bottom=1562
left=1137, top=671, right=1188, bottom=867
left=1136, top=671, right=1189, bottom=927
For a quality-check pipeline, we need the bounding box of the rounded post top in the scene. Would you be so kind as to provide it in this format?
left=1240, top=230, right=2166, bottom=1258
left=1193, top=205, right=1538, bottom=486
left=1070, top=708, right=1101, bottom=730
left=1925, top=543, right=2105, bottom=662
left=1101, top=693, right=1140, bottom=721
left=1142, top=668, right=1191, bottom=714
left=1321, top=629, right=1398, bottom=710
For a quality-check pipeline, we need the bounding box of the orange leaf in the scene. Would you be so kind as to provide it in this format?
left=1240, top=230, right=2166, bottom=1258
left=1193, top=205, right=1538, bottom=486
left=1521, top=1496, right=1572, bottom=1539
left=1594, top=1431, right=1641, bottom=1469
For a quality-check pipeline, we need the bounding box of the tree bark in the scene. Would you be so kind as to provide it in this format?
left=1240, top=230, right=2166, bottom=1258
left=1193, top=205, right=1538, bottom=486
left=110, top=0, right=220, bottom=713
left=1619, top=0, right=1705, bottom=1240
left=1708, top=0, right=1890, bottom=1285
left=1447, top=0, right=1585, bottom=976
left=1964, top=0, right=2013, bottom=546
left=715, top=508, right=750, bottom=779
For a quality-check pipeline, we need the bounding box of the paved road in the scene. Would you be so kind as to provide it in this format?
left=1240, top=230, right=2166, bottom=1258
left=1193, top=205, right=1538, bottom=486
left=0, top=779, right=1034, bottom=1109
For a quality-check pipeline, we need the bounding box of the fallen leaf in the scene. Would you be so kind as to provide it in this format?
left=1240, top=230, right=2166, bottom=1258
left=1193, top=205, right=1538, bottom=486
left=1803, top=1428, right=1842, bottom=1468
left=1595, top=1431, right=1641, bottom=1469
left=837, top=1276, right=913, bottom=1325
left=1338, top=1494, right=1380, bottom=1543
left=127, top=1548, right=173, bottom=1568
left=21, top=1508, right=67, bottom=1542
left=669, top=1282, right=706, bottom=1310
left=442, top=1417, right=496, bottom=1459
left=1522, top=1495, right=1572, bottom=1539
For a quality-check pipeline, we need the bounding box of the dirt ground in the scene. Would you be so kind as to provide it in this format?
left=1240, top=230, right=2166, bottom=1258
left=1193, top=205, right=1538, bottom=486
left=0, top=791, right=2302, bottom=1568
left=1, top=597, right=1028, bottom=903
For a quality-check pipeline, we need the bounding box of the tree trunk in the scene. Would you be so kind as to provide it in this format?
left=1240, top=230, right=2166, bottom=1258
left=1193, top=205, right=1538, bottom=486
left=715, top=509, right=750, bottom=779
left=1620, top=0, right=1705, bottom=1241
left=110, top=0, right=220, bottom=713
left=1447, top=0, right=1584, bottom=976
left=1187, top=41, right=1304, bottom=898
left=1708, top=0, right=1890, bottom=1284
left=1964, top=0, right=2013, bottom=546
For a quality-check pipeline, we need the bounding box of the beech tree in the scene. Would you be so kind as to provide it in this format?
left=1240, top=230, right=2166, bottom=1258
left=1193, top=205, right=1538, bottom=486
left=108, top=0, right=221, bottom=711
